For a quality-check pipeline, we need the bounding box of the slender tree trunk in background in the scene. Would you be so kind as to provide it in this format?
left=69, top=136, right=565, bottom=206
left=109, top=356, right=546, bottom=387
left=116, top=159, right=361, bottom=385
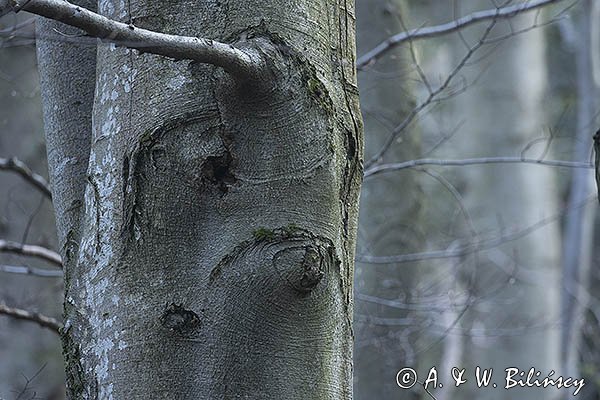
left=36, top=3, right=97, bottom=396
left=0, top=18, right=63, bottom=394
left=402, top=5, right=468, bottom=400
left=561, top=0, right=596, bottom=389
left=450, top=7, right=561, bottom=400
left=36, top=1, right=363, bottom=398
left=36, top=0, right=95, bottom=285
left=354, top=1, right=425, bottom=398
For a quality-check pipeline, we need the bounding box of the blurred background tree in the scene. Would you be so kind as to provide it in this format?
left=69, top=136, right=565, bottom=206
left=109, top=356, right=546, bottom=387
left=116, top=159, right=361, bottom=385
left=0, top=13, right=64, bottom=398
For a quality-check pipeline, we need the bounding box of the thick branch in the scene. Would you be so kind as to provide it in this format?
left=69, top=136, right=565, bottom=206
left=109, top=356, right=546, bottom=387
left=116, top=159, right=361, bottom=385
left=0, top=239, right=63, bottom=267
left=1, top=0, right=266, bottom=81
left=357, top=0, right=567, bottom=69
left=0, top=157, right=52, bottom=198
left=364, top=157, right=593, bottom=178
left=0, top=303, right=61, bottom=333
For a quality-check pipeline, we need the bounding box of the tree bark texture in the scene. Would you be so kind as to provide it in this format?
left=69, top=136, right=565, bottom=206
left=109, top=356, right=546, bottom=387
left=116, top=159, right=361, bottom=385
left=37, top=1, right=363, bottom=399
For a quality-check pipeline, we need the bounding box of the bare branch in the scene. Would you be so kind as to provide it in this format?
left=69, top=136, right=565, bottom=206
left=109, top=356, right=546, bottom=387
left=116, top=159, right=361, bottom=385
left=1, top=0, right=267, bottom=82
left=357, top=0, right=569, bottom=69
left=0, top=264, right=63, bottom=277
left=0, top=16, right=35, bottom=33
left=365, top=16, right=499, bottom=167
left=0, top=303, right=61, bottom=333
left=0, top=157, right=52, bottom=198
left=364, top=157, right=593, bottom=178
left=418, top=168, right=478, bottom=238
left=13, top=364, right=48, bottom=400
left=356, top=195, right=596, bottom=264
left=0, top=239, right=63, bottom=268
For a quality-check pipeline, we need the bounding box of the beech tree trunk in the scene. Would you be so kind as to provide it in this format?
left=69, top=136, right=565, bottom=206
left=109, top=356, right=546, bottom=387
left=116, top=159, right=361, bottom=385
left=36, top=1, right=363, bottom=398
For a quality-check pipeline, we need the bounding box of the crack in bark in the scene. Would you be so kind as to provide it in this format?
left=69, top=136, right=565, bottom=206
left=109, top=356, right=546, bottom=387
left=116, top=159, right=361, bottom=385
left=86, top=175, right=102, bottom=253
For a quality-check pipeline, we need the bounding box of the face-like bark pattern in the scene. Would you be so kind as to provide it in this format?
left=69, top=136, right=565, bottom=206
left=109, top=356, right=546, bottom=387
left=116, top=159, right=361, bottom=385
left=48, top=0, right=363, bottom=398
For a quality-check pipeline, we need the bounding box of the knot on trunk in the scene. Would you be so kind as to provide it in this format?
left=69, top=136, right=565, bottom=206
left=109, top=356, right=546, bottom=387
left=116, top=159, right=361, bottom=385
left=160, top=303, right=201, bottom=334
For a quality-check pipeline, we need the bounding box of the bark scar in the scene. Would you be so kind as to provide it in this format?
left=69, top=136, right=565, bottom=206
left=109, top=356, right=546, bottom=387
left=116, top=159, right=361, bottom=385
left=87, top=175, right=102, bottom=253
left=160, top=303, right=201, bottom=334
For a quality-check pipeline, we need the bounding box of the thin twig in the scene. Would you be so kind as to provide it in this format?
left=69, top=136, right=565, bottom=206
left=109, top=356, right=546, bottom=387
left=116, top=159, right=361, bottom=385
left=357, top=0, right=568, bottom=69
left=394, top=10, right=433, bottom=95
left=418, top=168, right=478, bottom=237
left=0, top=264, right=63, bottom=277
left=0, top=157, right=52, bottom=198
left=365, top=15, right=500, bottom=168
left=356, top=195, right=596, bottom=264
left=364, top=157, right=593, bottom=178
left=0, top=239, right=63, bottom=267
left=21, top=193, right=46, bottom=244
left=14, top=364, right=47, bottom=400
left=0, top=303, right=61, bottom=333
left=0, top=16, right=34, bottom=33
left=1, top=0, right=266, bottom=81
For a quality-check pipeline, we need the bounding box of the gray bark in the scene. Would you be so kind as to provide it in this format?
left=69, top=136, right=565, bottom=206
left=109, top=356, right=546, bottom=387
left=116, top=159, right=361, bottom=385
left=37, top=1, right=363, bottom=399
left=36, top=3, right=97, bottom=397
left=36, top=1, right=96, bottom=266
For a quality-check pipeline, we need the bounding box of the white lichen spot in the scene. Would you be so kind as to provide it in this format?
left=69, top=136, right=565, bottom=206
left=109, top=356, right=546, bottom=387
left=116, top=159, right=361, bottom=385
left=98, top=0, right=115, bottom=15
left=100, top=78, right=110, bottom=105
left=100, top=383, right=114, bottom=400
left=100, top=106, right=118, bottom=138
left=101, top=172, right=116, bottom=197
left=94, top=337, right=115, bottom=380
left=167, top=75, right=187, bottom=90
left=134, top=223, right=142, bottom=241
left=118, top=340, right=128, bottom=350
left=92, top=276, right=108, bottom=295
left=104, top=317, right=114, bottom=328
left=120, top=65, right=137, bottom=94
left=110, top=90, right=119, bottom=101
left=118, top=0, right=127, bottom=19
left=56, top=157, right=77, bottom=177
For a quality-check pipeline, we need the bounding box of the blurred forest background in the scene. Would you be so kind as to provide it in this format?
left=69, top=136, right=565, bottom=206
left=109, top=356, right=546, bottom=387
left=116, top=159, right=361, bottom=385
left=1, top=0, right=599, bottom=399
